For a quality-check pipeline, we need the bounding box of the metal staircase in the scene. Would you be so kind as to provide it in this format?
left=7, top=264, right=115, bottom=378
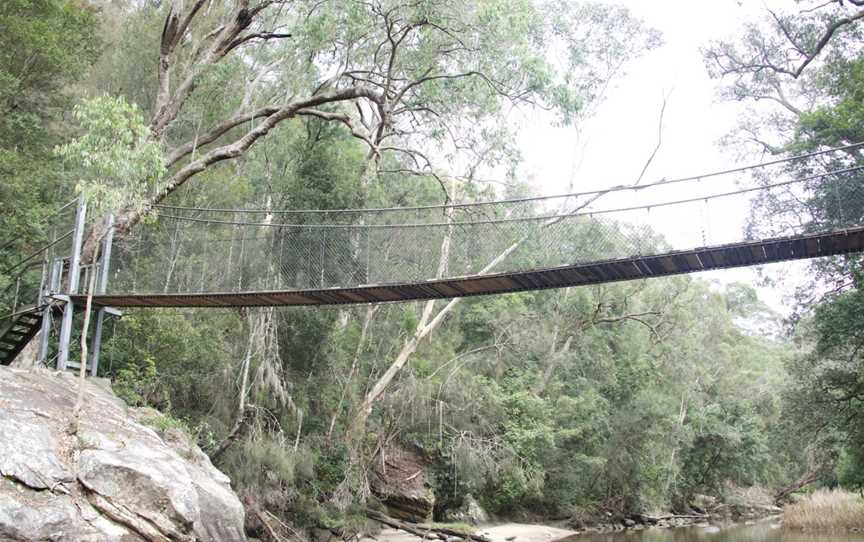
left=0, top=306, right=43, bottom=365
left=0, top=198, right=119, bottom=373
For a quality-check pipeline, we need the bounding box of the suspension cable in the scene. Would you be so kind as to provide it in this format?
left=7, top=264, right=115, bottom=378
left=154, top=141, right=864, bottom=215
left=153, top=165, right=864, bottom=229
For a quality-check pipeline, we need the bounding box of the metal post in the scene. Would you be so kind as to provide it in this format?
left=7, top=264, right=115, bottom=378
left=12, top=277, right=20, bottom=314
left=57, top=197, right=87, bottom=371
left=88, top=214, right=114, bottom=376
left=37, top=259, right=61, bottom=365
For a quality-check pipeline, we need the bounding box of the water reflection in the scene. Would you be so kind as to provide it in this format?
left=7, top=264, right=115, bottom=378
left=562, top=519, right=864, bottom=542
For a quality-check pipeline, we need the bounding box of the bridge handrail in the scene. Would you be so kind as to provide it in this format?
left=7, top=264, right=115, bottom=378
left=152, top=141, right=864, bottom=216
left=154, top=164, right=864, bottom=229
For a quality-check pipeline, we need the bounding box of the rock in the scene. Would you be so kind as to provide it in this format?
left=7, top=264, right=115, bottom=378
left=0, top=366, right=246, bottom=541
left=442, top=494, right=489, bottom=526
left=311, top=527, right=332, bottom=542
left=371, top=445, right=435, bottom=523
left=9, top=331, right=39, bottom=369
left=691, top=494, right=717, bottom=513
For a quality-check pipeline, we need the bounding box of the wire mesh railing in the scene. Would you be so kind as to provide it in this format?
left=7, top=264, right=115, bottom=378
left=107, top=162, right=864, bottom=296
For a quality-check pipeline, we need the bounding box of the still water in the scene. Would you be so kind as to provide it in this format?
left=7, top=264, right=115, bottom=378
left=564, top=518, right=864, bottom=542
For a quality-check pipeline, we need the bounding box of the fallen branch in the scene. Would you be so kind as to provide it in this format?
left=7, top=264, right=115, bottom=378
left=366, top=510, right=490, bottom=542
left=774, top=467, right=822, bottom=504
left=209, top=404, right=254, bottom=461
left=257, top=509, right=290, bottom=542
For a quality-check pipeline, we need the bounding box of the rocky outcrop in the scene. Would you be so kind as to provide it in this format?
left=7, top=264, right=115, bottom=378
left=0, top=366, right=246, bottom=541
left=371, top=446, right=435, bottom=523
left=441, top=495, right=489, bottom=525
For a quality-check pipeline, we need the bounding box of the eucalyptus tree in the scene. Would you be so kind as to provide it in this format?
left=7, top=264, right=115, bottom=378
left=101, top=0, right=660, bottom=235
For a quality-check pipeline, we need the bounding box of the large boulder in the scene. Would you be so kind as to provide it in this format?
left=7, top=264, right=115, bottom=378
left=371, top=446, right=435, bottom=523
left=0, top=366, right=246, bottom=541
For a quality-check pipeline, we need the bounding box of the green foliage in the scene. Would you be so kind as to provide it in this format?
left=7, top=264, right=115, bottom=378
left=0, top=0, right=99, bottom=314
left=838, top=446, right=864, bottom=493
left=0, top=0, right=100, bottom=149
left=224, top=434, right=303, bottom=490
left=314, top=444, right=350, bottom=496
left=55, top=96, right=165, bottom=213
left=103, top=310, right=238, bottom=418
left=113, top=355, right=164, bottom=408
left=139, top=409, right=190, bottom=436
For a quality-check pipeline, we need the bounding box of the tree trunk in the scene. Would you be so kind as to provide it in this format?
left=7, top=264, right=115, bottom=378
left=327, top=304, right=379, bottom=442
left=344, top=189, right=607, bottom=450
left=774, top=468, right=822, bottom=504
left=344, top=179, right=459, bottom=447
left=72, top=233, right=104, bottom=432
left=210, top=315, right=255, bottom=461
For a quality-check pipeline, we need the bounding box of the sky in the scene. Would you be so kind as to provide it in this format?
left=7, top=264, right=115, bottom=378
left=517, top=0, right=808, bottom=316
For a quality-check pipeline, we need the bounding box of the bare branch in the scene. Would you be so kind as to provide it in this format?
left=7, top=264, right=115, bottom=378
left=634, top=90, right=670, bottom=185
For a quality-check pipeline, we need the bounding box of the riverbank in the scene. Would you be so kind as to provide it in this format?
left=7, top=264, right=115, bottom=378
left=368, top=486, right=785, bottom=541
left=559, top=487, right=782, bottom=535
left=371, top=509, right=782, bottom=542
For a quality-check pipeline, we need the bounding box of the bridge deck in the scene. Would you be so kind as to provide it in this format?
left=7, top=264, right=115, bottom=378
left=74, top=227, right=864, bottom=309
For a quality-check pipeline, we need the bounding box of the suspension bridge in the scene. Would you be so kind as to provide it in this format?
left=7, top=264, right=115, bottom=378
left=2, top=143, right=864, bottom=373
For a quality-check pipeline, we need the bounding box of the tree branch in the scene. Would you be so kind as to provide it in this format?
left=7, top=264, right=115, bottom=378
left=120, top=86, right=384, bottom=234
left=165, top=106, right=280, bottom=167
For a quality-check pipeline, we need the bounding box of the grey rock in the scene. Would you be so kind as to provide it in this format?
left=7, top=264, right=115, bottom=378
left=311, top=527, right=337, bottom=542
left=441, top=494, right=489, bottom=526
left=0, top=478, right=135, bottom=541
left=0, top=366, right=246, bottom=541
left=0, top=413, right=73, bottom=490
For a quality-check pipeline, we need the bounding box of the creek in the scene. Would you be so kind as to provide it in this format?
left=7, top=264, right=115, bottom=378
left=563, top=518, right=864, bottom=542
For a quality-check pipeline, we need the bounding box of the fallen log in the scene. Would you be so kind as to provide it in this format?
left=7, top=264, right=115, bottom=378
left=366, top=510, right=491, bottom=542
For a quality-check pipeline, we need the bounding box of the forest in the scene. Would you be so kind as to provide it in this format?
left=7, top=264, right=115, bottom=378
left=0, top=0, right=863, bottom=539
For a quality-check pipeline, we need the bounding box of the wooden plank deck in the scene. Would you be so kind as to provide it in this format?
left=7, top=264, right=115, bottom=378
left=73, top=226, right=864, bottom=309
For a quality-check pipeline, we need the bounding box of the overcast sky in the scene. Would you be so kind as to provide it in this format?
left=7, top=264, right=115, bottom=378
left=517, top=0, right=807, bottom=315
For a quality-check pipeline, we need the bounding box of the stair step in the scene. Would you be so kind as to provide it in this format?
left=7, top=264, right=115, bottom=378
left=0, top=306, right=44, bottom=365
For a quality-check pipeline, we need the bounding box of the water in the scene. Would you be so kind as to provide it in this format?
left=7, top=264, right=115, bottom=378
left=564, top=518, right=864, bottom=542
